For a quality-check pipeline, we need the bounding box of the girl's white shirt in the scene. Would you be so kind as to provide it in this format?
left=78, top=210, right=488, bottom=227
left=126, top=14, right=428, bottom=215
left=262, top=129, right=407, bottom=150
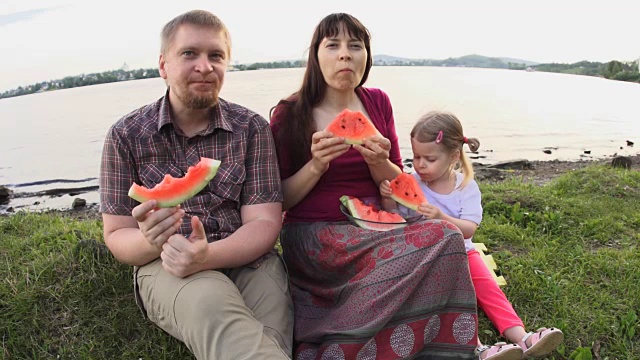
left=398, top=171, right=483, bottom=252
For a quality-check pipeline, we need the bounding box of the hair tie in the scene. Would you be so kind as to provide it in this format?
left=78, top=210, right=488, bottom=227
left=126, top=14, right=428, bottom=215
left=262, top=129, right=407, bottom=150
left=435, top=131, right=444, bottom=144
left=463, top=136, right=468, bottom=144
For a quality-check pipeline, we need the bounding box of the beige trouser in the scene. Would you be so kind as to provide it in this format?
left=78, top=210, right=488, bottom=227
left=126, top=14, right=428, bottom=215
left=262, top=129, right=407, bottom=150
left=134, top=254, right=293, bottom=360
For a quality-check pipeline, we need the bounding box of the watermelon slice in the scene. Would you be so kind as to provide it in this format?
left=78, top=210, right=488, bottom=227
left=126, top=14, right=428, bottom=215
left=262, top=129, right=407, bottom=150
left=389, top=173, right=427, bottom=211
left=128, top=157, right=221, bottom=208
left=339, top=195, right=406, bottom=231
left=325, top=109, right=381, bottom=145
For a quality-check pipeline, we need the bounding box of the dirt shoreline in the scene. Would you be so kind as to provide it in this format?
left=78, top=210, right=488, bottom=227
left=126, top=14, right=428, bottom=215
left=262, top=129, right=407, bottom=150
left=486, top=154, right=639, bottom=185
left=5, top=155, right=639, bottom=221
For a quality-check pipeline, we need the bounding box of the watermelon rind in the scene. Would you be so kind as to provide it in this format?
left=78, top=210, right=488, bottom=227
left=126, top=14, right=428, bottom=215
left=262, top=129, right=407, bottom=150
left=340, top=195, right=375, bottom=230
left=390, top=194, right=420, bottom=211
left=344, top=138, right=363, bottom=145
left=339, top=195, right=406, bottom=232
left=344, top=138, right=369, bottom=146
left=128, top=157, right=221, bottom=208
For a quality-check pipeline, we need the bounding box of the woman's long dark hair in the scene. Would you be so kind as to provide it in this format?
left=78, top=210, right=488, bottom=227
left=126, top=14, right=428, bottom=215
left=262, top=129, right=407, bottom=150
left=270, top=13, right=373, bottom=171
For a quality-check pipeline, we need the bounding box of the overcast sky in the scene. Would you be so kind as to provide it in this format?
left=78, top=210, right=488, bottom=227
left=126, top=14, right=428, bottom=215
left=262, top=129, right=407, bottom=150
left=1, top=0, right=638, bottom=92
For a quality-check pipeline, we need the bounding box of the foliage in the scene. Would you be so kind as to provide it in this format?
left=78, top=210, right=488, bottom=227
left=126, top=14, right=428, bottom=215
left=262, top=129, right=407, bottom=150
left=233, top=60, right=305, bottom=71
left=532, top=61, right=604, bottom=76
left=532, top=59, right=640, bottom=83
left=507, top=62, right=527, bottom=70
left=612, top=70, right=640, bottom=82
left=0, top=68, right=161, bottom=99
left=602, top=60, right=640, bottom=80
left=0, top=60, right=307, bottom=99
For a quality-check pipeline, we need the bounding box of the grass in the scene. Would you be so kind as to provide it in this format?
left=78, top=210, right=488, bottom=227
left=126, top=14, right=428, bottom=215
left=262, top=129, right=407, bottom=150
left=0, top=214, right=191, bottom=359
left=476, top=165, right=640, bottom=359
left=1, top=164, right=639, bottom=359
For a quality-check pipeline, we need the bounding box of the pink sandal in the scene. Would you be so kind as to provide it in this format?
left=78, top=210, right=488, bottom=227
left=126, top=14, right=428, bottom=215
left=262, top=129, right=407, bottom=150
left=476, top=342, right=523, bottom=360
left=518, top=327, right=564, bottom=358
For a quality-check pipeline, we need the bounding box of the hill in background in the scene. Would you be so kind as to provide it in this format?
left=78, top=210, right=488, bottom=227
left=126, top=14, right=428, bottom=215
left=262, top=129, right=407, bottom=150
left=370, top=54, right=638, bottom=82
left=373, top=54, right=539, bottom=68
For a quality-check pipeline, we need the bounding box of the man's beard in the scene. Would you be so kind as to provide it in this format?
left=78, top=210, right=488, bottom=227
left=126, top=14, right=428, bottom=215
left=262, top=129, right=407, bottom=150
left=171, top=82, right=219, bottom=110
left=182, top=91, right=218, bottom=110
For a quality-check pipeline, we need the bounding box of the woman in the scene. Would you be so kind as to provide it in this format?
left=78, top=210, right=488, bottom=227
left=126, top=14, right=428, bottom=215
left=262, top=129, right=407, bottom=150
left=270, top=13, right=478, bottom=359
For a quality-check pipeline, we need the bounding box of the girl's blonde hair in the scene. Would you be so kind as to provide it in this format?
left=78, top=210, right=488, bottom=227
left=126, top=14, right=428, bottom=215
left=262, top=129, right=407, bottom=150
left=410, top=111, right=480, bottom=188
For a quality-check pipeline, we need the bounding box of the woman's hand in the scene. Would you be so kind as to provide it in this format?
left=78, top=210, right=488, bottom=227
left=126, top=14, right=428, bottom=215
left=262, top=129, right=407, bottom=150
left=380, top=180, right=393, bottom=198
left=353, top=135, right=391, bottom=166
left=310, top=130, right=352, bottom=175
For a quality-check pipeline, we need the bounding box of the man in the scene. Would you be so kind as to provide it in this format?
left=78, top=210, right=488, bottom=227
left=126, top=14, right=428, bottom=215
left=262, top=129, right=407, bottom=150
left=99, top=10, right=293, bottom=359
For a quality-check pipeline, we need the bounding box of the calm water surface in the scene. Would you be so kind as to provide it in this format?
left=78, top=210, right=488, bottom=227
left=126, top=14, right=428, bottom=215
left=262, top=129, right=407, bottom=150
left=1, top=67, right=639, bottom=211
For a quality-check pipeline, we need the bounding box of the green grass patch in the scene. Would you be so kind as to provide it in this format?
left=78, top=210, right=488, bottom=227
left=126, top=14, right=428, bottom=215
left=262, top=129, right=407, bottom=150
left=1, top=164, right=639, bottom=359
left=476, top=165, right=640, bottom=359
left=0, top=213, right=190, bottom=359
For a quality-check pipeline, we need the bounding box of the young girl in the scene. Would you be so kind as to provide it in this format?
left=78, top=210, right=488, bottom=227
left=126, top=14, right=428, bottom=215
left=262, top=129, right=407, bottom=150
left=380, top=111, right=564, bottom=360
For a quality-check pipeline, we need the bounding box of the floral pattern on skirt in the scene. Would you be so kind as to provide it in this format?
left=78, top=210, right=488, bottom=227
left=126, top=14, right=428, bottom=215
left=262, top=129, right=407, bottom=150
left=281, top=219, right=478, bottom=359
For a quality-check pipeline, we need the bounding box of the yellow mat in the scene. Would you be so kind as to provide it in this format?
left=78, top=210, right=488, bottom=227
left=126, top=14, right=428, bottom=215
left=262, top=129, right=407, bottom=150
left=473, top=243, right=507, bottom=286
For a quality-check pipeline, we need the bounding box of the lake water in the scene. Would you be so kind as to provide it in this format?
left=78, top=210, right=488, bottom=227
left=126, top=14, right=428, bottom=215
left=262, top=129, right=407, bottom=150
left=1, top=66, right=639, bottom=212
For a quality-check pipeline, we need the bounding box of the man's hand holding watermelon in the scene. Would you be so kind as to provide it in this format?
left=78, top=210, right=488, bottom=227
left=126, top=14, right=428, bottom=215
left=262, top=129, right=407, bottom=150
left=131, top=199, right=185, bottom=251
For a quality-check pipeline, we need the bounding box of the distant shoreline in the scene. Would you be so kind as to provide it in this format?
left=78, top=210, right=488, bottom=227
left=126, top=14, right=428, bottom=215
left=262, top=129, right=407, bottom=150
left=3, top=55, right=638, bottom=99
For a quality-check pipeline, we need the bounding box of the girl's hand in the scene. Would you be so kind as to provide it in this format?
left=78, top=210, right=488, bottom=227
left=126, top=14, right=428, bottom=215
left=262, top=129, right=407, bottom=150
left=352, top=135, right=390, bottom=166
left=417, top=203, right=443, bottom=220
left=380, top=180, right=393, bottom=198
left=310, top=130, right=352, bottom=175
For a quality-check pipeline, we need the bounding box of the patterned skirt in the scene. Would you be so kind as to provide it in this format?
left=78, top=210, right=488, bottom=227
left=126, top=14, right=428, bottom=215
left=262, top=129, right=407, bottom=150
left=280, top=219, right=479, bottom=359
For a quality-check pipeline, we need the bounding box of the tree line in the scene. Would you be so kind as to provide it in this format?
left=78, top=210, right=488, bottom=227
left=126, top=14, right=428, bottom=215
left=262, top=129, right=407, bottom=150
left=1, top=68, right=160, bottom=99
left=0, top=61, right=309, bottom=99
left=531, top=60, right=640, bottom=81
left=2, top=57, right=638, bottom=99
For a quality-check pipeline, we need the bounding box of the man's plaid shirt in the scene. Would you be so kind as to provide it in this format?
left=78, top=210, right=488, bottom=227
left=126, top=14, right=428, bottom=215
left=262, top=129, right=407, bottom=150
left=100, top=91, right=283, bottom=244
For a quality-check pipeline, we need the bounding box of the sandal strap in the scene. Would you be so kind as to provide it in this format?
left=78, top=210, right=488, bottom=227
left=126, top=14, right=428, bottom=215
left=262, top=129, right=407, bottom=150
left=476, top=342, right=512, bottom=358
left=520, top=328, right=553, bottom=350
left=521, top=331, right=534, bottom=344
left=519, top=331, right=534, bottom=351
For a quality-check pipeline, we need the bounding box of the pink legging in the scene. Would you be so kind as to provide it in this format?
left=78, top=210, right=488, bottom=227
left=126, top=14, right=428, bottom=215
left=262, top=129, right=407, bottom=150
left=468, top=249, right=524, bottom=335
